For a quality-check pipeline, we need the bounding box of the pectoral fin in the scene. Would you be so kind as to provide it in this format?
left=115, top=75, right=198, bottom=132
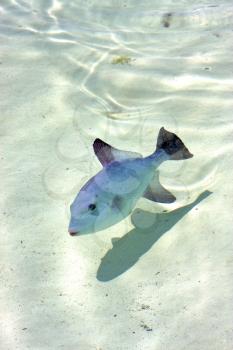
left=93, top=138, right=142, bottom=166
left=143, top=172, right=176, bottom=204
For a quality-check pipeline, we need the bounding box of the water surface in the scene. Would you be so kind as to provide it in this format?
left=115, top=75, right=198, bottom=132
left=1, top=1, right=233, bottom=349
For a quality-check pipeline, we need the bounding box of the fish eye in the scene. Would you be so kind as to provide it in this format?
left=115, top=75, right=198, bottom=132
left=88, top=203, right=96, bottom=211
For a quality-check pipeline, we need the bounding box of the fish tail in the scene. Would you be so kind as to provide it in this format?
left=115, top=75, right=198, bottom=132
left=155, top=127, right=193, bottom=160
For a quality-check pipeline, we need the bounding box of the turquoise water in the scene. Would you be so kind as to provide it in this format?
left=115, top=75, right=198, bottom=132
left=1, top=1, right=233, bottom=349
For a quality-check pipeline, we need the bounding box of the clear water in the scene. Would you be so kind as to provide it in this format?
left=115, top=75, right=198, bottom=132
left=1, top=1, right=233, bottom=349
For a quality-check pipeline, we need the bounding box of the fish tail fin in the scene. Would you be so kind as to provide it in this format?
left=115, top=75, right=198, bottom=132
left=155, top=127, right=193, bottom=160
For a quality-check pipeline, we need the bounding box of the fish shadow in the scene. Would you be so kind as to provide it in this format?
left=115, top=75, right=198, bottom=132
left=97, top=190, right=212, bottom=282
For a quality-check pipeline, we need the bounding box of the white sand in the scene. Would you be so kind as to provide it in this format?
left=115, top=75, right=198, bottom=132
left=1, top=1, right=233, bottom=349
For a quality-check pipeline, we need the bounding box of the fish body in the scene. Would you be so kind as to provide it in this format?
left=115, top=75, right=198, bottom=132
left=68, top=127, right=193, bottom=235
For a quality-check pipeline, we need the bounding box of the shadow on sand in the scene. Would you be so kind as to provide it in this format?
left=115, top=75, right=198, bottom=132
left=97, top=190, right=212, bottom=282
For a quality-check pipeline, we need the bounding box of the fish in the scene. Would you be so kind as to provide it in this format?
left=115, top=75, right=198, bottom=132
left=68, top=127, right=193, bottom=236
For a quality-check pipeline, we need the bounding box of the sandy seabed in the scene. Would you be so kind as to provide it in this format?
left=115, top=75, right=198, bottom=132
left=1, top=1, right=233, bottom=349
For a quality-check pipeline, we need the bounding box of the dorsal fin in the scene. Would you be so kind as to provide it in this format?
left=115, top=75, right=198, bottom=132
left=93, top=138, right=142, bottom=166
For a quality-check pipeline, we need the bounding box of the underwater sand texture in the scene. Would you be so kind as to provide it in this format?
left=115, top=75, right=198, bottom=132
left=0, top=1, right=233, bottom=349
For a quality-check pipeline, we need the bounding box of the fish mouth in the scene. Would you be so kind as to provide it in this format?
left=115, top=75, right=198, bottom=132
left=68, top=229, right=79, bottom=236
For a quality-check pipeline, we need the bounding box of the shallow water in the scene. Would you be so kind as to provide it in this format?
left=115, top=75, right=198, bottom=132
left=1, top=1, right=233, bottom=349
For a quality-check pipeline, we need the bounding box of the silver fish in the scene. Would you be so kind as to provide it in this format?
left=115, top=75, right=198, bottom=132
left=68, top=127, right=193, bottom=236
